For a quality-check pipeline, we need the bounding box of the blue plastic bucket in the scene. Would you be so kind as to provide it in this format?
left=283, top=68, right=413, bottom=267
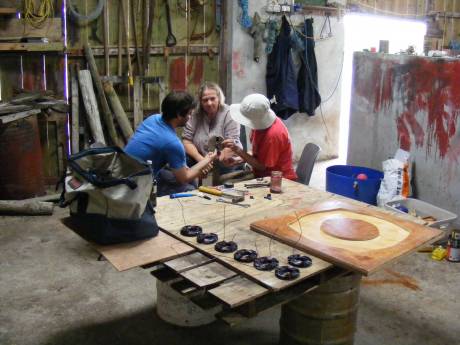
left=326, top=165, right=383, bottom=205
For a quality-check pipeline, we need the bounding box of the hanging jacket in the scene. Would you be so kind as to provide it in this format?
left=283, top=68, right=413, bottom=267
left=298, top=18, right=321, bottom=116
left=266, top=15, right=299, bottom=120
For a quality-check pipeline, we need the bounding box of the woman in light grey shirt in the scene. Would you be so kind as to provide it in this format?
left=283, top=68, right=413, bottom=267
left=182, top=82, right=243, bottom=172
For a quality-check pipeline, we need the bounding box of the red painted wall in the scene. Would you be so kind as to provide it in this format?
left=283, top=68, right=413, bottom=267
left=348, top=52, right=460, bottom=219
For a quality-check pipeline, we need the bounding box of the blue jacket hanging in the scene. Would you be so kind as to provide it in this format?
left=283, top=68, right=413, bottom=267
left=266, top=15, right=299, bottom=119
left=297, top=18, right=321, bottom=116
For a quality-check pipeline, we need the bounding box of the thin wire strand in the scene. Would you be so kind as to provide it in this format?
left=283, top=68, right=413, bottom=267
left=350, top=0, right=424, bottom=17
left=292, top=211, right=304, bottom=254
left=222, top=204, right=226, bottom=240
left=177, top=199, right=187, bottom=226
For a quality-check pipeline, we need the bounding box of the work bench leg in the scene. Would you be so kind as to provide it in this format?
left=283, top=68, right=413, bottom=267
left=279, top=273, right=361, bottom=345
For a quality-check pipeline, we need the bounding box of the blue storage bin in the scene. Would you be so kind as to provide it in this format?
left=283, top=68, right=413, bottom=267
left=326, top=165, right=383, bottom=205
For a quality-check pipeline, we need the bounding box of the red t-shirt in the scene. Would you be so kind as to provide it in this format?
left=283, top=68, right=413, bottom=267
left=250, top=117, right=298, bottom=180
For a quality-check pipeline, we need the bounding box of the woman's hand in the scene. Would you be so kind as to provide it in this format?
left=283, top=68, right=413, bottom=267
left=222, top=139, right=243, bottom=155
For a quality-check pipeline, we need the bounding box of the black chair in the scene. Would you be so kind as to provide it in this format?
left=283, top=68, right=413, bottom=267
left=296, top=143, right=321, bottom=185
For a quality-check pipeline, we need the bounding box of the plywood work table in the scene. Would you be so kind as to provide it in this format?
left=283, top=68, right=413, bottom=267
left=151, top=179, right=360, bottom=321
left=81, top=178, right=434, bottom=325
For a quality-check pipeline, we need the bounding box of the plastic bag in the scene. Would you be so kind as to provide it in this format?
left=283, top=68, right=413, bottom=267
left=377, top=149, right=411, bottom=207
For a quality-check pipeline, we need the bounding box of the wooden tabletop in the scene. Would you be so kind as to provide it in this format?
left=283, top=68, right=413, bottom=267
left=66, top=178, right=430, bottom=319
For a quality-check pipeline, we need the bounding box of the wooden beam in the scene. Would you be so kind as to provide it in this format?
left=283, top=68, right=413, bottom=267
left=0, top=109, right=40, bottom=124
left=133, top=77, right=143, bottom=129
left=0, top=200, right=54, bottom=215
left=0, top=42, right=64, bottom=52
left=67, top=46, right=220, bottom=57
left=102, top=80, right=134, bottom=142
left=70, top=66, right=79, bottom=154
left=0, top=18, right=61, bottom=41
left=84, top=43, right=122, bottom=147
left=77, top=70, right=106, bottom=145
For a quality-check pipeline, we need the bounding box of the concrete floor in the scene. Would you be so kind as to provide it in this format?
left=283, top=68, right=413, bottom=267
left=1, top=161, right=459, bottom=345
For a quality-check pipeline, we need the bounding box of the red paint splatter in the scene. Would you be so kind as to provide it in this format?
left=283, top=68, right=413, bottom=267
left=396, top=116, right=411, bottom=151
left=355, top=55, right=460, bottom=159
left=169, top=58, right=186, bottom=91
left=232, top=51, right=245, bottom=78
left=396, top=112, right=425, bottom=151
left=192, top=57, right=203, bottom=86
left=353, top=56, right=395, bottom=112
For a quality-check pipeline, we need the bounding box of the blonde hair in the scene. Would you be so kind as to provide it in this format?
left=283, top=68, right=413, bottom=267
left=197, top=82, right=226, bottom=114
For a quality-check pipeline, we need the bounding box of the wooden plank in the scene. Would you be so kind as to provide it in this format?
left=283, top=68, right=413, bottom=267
left=70, top=66, right=79, bottom=154
left=251, top=200, right=444, bottom=276
left=92, top=231, right=194, bottom=271
left=0, top=200, right=54, bottom=215
left=84, top=44, right=121, bottom=147
left=0, top=18, right=61, bottom=42
left=0, top=7, right=17, bottom=14
left=133, top=77, right=143, bottom=129
left=0, top=109, right=40, bottom=124
left=102, top=80, right=133, bottom=141
left=208, top=276, right=268, bottom=308
left=0, top=42, right=64, bottom=52
left=164, top=251, right=213, bottom=273
left=180, top=261, right=237, bottom=288
left=77, top=70, right=106, bottom=145
left=156, top=179, right=333, bottom=291
left=0, top=104, right=32, bottom=114
left=61, top=215, right=193, bottom=271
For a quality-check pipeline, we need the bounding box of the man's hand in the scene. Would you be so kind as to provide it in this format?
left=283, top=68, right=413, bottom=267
left=205, top=150, right=218, bottom=161
left=222, top=139, right=243, bottom=155
left=199, top=151, right=218, bottom=177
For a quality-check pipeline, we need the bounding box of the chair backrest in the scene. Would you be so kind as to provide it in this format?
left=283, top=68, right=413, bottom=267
left=296, top=143, right=320, bottom=185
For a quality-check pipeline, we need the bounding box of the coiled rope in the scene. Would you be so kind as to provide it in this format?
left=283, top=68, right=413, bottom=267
left=24, top=0, right=54, bottom=28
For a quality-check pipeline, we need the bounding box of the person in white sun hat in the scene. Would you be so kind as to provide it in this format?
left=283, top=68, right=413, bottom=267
left=222, top=93, right=297, bottom=180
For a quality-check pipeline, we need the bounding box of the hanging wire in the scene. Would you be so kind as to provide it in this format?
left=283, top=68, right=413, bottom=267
left=441, top=0, right=448, bottom=50
left=321, top=52, right=344, bottom=104
left=177, top=198, right=187, bottom=226
left=222, top=204, right=226, bottom=239
left=350, top=0, right=424, bottom=17
left=292, top=211, right=305, bottom=254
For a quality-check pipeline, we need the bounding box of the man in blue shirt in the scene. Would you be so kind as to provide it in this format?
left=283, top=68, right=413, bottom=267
left=125, top=91, right=216, bottom=196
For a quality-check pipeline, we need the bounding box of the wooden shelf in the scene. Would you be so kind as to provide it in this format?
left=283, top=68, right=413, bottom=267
left=0, top=42, right=64, bottom=52
left=0, top=7, right=17, bottom=15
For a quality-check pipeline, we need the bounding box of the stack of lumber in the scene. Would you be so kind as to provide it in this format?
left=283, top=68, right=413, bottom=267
left=0, top=91, right=68, bottom=125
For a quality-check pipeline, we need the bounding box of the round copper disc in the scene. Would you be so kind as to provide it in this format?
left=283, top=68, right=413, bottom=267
left=321, top=218, right=380, bottom=241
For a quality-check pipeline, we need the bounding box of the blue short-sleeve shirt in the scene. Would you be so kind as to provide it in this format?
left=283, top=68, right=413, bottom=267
left=124, top=114, right=186, bottom=174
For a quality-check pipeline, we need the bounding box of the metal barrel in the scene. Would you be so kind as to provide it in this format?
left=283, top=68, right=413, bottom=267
left=0, top=116, right=45, bottom=199
left=279, top=273, right=361, bottom=345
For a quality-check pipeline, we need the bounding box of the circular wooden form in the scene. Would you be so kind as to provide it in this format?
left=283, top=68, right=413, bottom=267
left=321, top=218, right=380, bottom=241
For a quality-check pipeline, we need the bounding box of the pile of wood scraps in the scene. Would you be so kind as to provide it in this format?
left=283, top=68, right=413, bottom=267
left=70, top=44, right=136, bottom=152
left=0, top=91, right=68, bottom=125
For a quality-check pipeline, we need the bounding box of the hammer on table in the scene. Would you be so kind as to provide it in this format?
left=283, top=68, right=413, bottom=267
left=198, top=186, right=245, bottom=203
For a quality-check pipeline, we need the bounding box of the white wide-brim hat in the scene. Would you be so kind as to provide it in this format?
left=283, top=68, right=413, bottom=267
left=229, top=93, right=276, bottom=130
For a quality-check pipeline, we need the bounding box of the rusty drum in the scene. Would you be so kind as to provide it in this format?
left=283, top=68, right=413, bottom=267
left=0, top=116, right=45, bottom=199
left=279, top=273, right=361, bottom=345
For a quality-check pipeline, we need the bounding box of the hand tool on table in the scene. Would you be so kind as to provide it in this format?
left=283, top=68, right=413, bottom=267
left=216, top=198, right=250, bottom=208
left=164, top=0, right=177, bottom=47
left=198, top=186, right=245, bottom=202
left=169, top=193, right=195, bottom=199
left=244, top=182, right=270, bottom=188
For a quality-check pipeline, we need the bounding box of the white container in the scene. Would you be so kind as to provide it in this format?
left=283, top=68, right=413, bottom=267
left=385, top=198, right=457, bottom=230
left=156, top=280, right=219, bottom=327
